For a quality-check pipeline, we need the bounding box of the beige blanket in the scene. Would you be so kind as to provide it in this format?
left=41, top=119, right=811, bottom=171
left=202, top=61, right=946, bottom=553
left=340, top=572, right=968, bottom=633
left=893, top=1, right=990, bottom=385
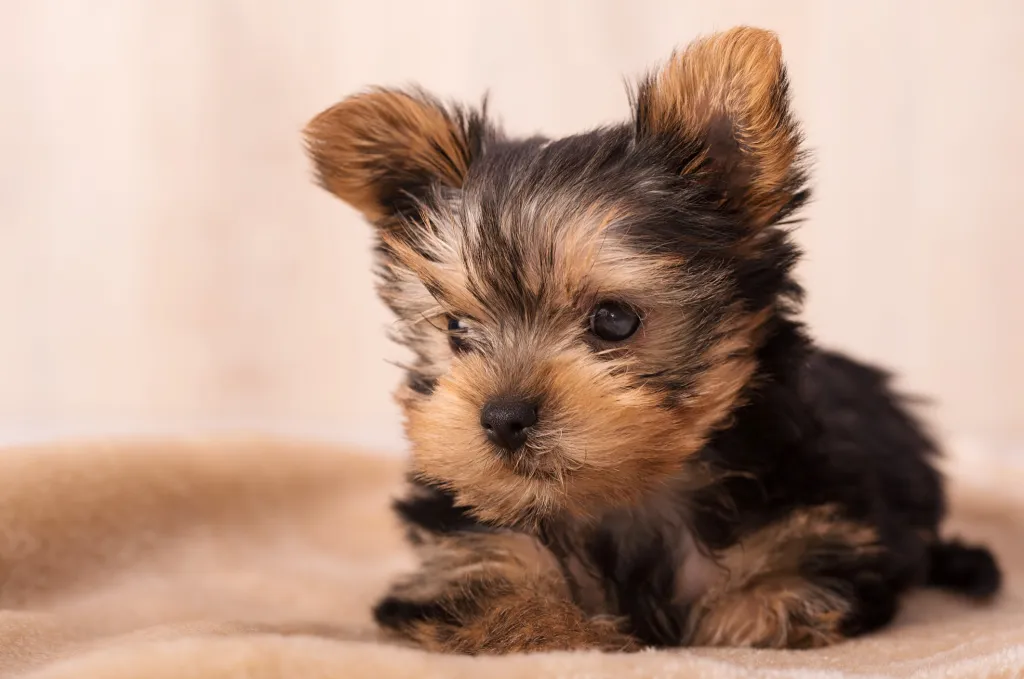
left=0, top=439, right=1020, bottom=678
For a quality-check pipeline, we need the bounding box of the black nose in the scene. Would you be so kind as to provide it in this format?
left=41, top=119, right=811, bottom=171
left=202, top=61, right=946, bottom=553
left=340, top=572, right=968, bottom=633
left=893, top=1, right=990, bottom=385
left=480, top=398, right=538, bottom=452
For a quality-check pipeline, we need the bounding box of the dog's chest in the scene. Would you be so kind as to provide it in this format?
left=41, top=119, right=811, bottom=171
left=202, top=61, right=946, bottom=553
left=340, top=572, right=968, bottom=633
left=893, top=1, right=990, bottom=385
left=559, top=495, right=723, bottom=615
left=673, top=527, right=722, bottom=604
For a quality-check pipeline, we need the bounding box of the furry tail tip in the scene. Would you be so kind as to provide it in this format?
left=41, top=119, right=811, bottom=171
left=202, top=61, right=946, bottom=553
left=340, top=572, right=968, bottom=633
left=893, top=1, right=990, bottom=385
left=927, top=539, right=1001, bottom=599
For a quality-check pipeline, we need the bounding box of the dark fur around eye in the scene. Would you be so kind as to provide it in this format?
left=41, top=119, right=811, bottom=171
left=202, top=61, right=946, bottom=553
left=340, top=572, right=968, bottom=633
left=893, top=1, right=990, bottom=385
left=589, top=301, right=640, bottom=342
left=447, top=316, right=469, bottom=353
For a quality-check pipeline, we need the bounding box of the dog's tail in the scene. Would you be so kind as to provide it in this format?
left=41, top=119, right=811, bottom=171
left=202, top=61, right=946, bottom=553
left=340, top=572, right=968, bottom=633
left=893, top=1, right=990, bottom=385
left=926, top=539, right=1001, bottom=599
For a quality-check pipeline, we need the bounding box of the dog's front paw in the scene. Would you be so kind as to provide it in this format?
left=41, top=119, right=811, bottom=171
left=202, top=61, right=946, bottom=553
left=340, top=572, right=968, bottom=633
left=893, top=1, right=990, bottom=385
left=373, top=581, right=637, bottom=654
left=374, top=532, right=638, bottom=654
left=373, top=594, right=463, bottom=633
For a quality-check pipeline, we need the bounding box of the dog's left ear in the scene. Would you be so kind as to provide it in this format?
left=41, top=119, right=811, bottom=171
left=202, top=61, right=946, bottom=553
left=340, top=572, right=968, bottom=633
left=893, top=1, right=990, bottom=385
left=304, top=89, right=485, bottom=224
left=634, top=27, right=806, bottom=227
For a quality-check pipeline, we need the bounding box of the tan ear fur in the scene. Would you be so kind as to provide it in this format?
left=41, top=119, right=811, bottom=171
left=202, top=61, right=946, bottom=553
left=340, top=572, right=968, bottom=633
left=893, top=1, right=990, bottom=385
left=304, top=89, right=477, bottom=222
left=636, top=27, right=805, bottom=226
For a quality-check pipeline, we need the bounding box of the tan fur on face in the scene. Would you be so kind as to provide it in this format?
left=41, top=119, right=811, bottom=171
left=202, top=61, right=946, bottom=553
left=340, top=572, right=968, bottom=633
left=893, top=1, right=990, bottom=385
left=685, top=506, right=880, bottom=648
left=408, top=342, right=684, bottom=526
left=381, top=199, right=769, bottom=526
left=671, top=306, right=770, bottom=435
left=637, top=27, right=802, bottom=227
left=402, top=310, right=768, bottom=527
left=304, top=89, right=474, bottom=221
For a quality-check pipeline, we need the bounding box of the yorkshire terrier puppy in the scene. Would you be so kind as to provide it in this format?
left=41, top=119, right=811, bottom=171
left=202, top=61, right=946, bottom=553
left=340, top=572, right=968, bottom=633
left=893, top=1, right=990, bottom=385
left=304, top=27, right=1000, bottom=653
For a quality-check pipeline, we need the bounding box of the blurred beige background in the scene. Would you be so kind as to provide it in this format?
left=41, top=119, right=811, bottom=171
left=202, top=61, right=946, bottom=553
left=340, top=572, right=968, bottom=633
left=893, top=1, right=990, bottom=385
left=1, top=1, right=1021, bottom=456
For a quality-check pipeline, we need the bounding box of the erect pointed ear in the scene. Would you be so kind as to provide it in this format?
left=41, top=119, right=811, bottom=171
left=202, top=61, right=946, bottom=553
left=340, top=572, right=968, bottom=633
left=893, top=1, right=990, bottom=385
left=303, top=88, right=486, bottom=223
left=633, top=27, right=807, bottom=227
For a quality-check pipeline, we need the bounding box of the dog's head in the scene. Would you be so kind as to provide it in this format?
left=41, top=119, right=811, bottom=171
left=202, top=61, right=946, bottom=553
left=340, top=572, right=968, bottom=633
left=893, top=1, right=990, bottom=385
left=305, top=28, right=808, bottom=527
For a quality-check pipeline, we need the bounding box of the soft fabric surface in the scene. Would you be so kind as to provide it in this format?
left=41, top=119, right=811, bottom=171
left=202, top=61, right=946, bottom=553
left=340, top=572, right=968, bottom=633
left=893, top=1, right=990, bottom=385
left=0, top=439, right=1020, bottom=679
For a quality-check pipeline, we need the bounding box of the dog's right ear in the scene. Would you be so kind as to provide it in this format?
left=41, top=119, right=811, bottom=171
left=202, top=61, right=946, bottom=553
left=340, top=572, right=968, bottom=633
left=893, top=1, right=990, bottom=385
left=304, top=89, right=486, bottom=223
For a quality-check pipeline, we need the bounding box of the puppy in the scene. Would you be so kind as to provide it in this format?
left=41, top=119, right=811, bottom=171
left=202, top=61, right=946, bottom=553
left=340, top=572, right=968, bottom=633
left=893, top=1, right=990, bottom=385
left=303, top=27, right=1001, bottom=653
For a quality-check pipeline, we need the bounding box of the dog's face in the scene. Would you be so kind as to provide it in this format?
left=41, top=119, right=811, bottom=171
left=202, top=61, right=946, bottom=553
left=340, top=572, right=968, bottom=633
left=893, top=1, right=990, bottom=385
left=305, top=28, right=807, bottom=526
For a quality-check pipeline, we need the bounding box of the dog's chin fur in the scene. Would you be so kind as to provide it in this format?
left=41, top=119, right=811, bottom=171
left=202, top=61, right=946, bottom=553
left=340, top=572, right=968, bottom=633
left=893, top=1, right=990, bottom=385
left=304, top=26, right=1002, bottom=653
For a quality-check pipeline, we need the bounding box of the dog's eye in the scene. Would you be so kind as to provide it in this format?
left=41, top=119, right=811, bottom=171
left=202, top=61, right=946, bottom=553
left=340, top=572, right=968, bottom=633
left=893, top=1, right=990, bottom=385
left=447, top=316, right=470, bottom=352
left=589, top=301, right=640, bottom=342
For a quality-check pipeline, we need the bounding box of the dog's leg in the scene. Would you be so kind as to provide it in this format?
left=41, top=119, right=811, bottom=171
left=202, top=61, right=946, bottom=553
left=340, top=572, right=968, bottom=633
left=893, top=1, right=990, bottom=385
left=374, top=531, right=638, bottom=654
left=685, top=506, right=898, bottom=649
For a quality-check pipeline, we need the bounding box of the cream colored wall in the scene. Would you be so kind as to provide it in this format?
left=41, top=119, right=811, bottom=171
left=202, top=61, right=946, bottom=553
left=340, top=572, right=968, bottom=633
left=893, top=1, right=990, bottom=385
left=1, top=1, right=1021, bottom=454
